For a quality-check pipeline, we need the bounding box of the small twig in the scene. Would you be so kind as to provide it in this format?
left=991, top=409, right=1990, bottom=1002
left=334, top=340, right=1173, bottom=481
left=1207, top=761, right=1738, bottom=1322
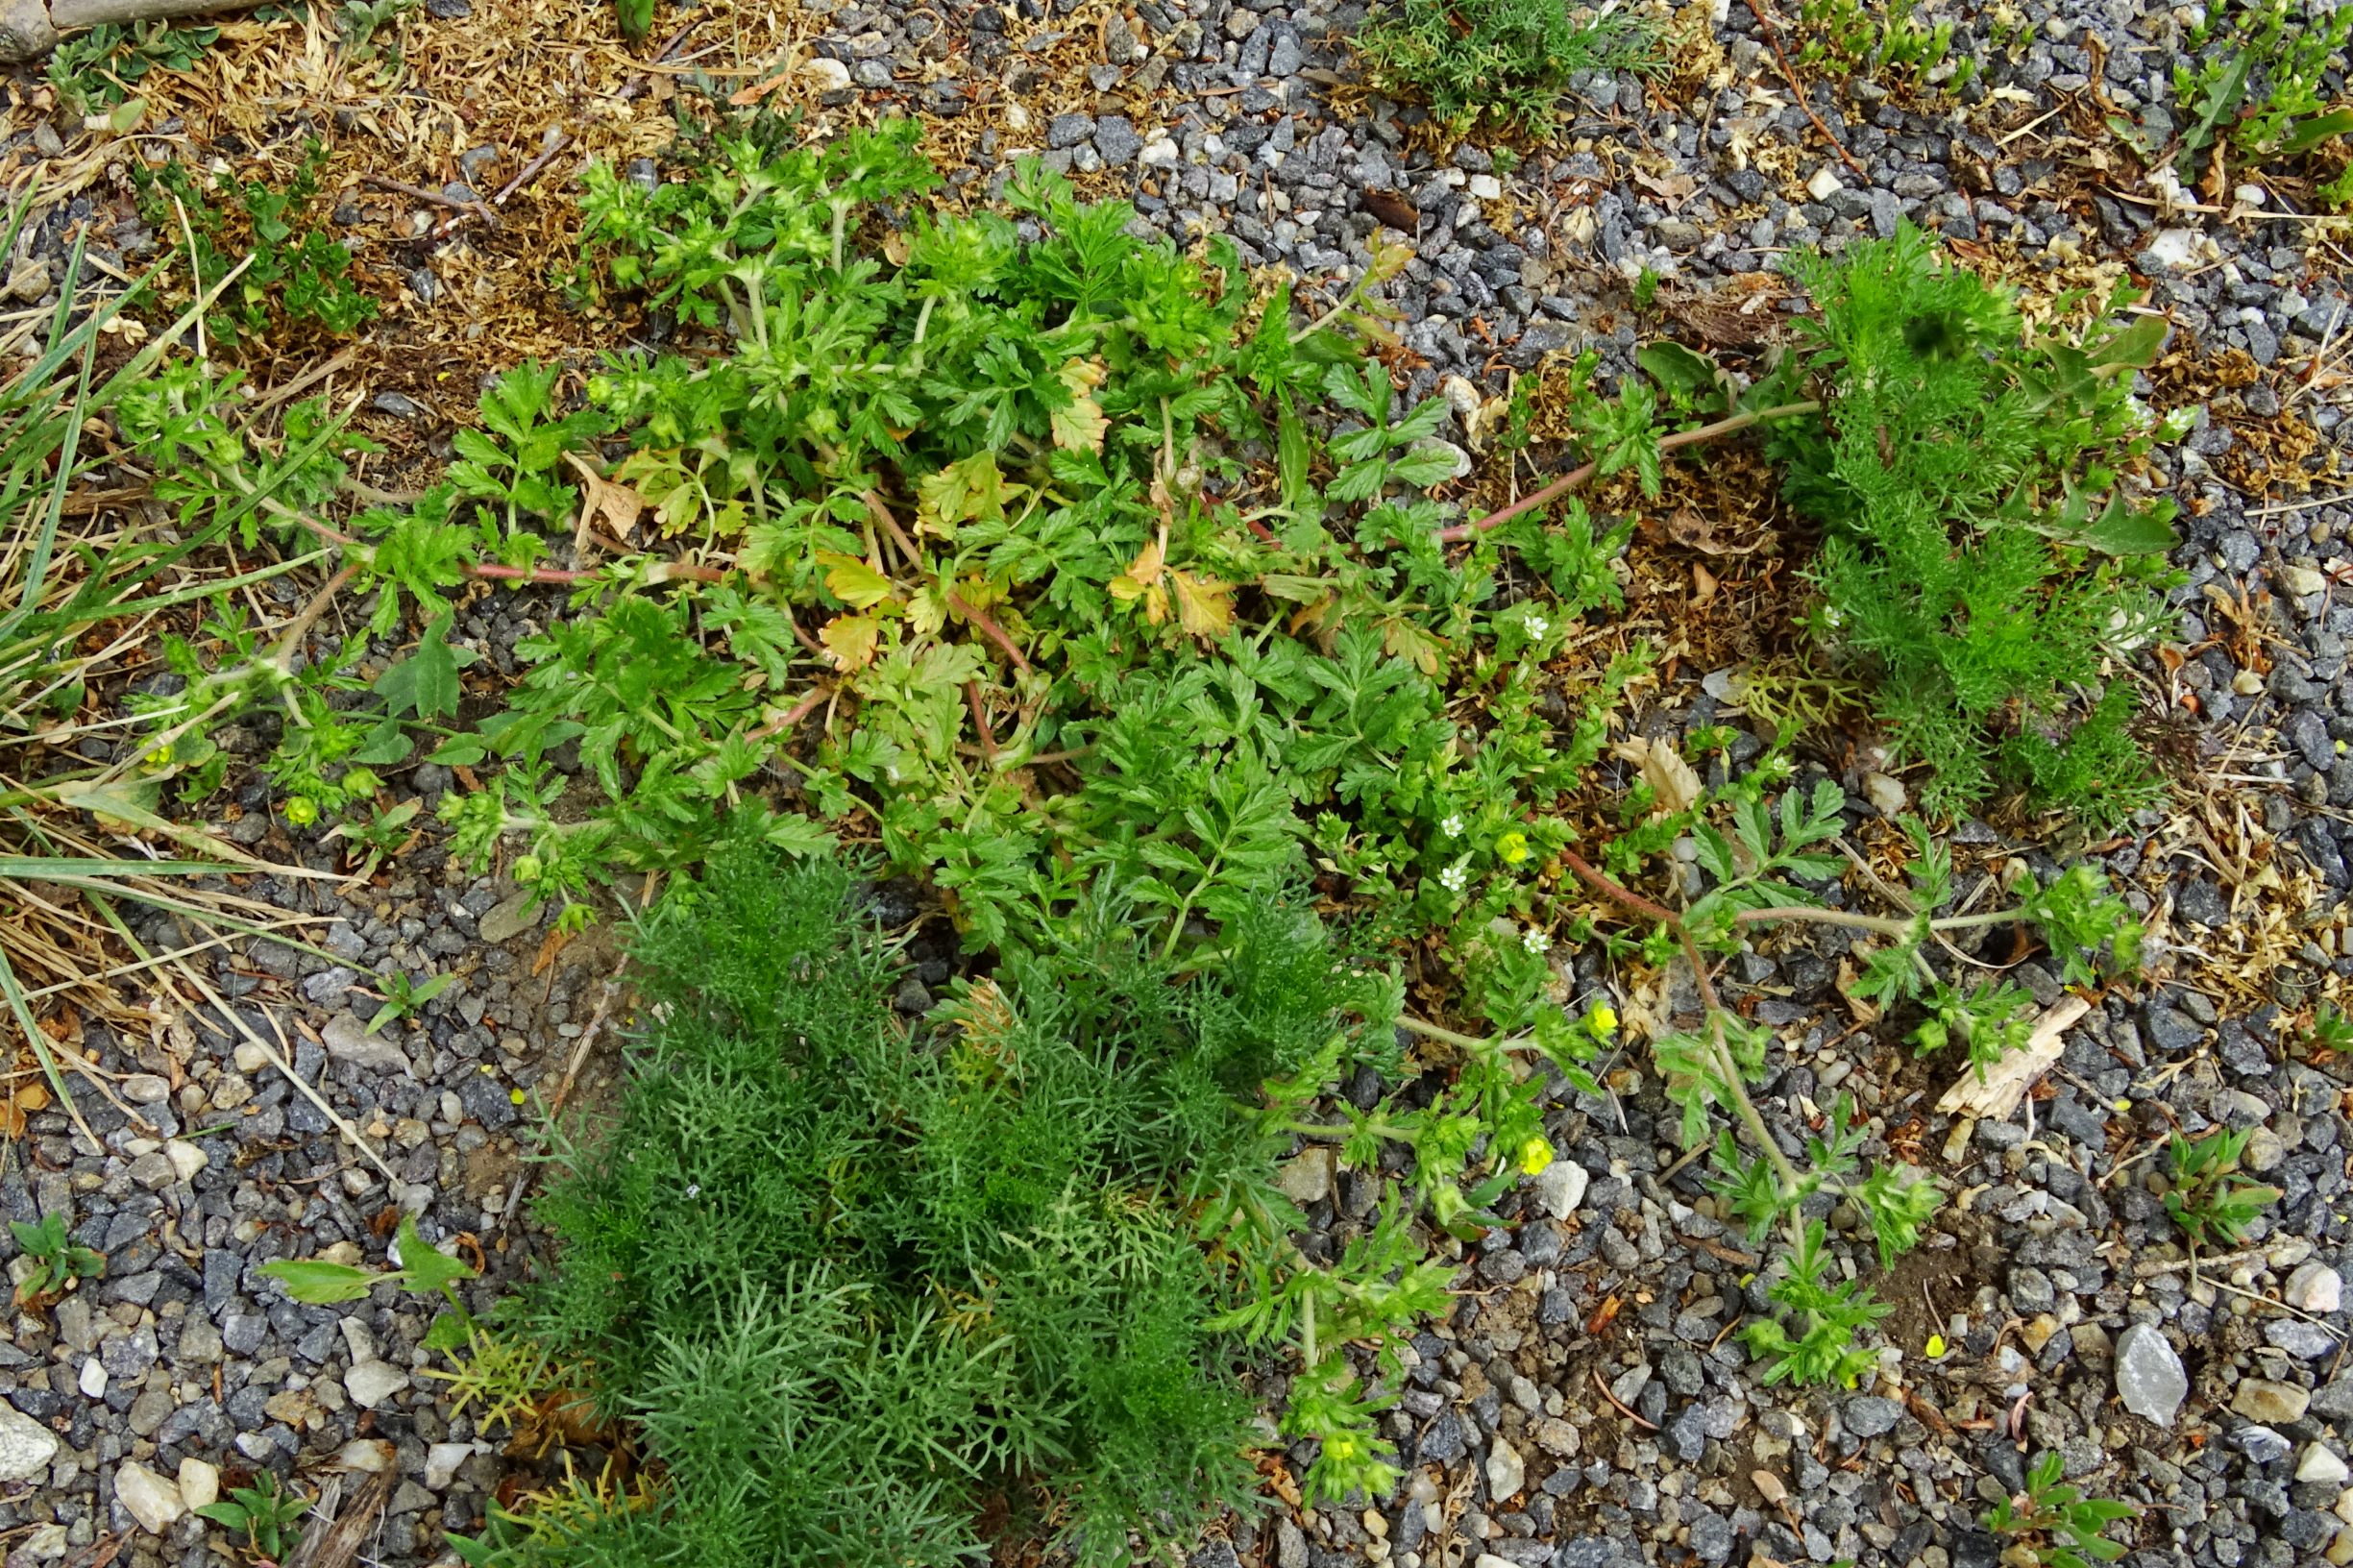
left=267, top=564, right=358, bottom=673
left=1741, top=0, right=1865, bottom=176
left=494, top=133, right=575, bottom=207
left=359, top=173, right=500, bottom=230
left=2133, top=1245, right=2269, bottom=1278
left=1592, top=1366, right=1658, bottom=1430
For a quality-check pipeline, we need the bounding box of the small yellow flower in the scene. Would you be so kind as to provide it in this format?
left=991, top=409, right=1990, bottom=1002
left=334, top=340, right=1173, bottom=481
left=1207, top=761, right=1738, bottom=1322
left=144, top=742, right=175, bottom=770
left=1924, top=1333, right=1948, bottom=1360
left=1585, top=1003, right=1619, bottom=1039
left=508, top=1089, right=527, bottom=1107
left=1324, top=1433, right=1360, bottom=1462
left=1517, top=1136, right=1555, bottom=1176
left=282, top=795, right=318, bottom=827
left=1495, top=830, right=1530, bottom=866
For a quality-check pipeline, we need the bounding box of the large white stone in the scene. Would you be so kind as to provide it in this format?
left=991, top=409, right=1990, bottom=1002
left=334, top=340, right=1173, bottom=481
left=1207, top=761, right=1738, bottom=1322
left=2287, top=1262, right=2344, bottom=1316
left=2115, top=1323, right=2187, bottom=1425
left=176, top=1457, right=220, bottom=1512
left=113, top=1461, right=185, bottom=1533
left=1532, top=1159, right=1587, bottom=1221
left=2302, top=1445, right=2352, bottom=1486
left=1485, top=1434, right=1525, bottom=1500
left=0, top=1402, right=59, bottom=1482
left=162, top=1139, right=208, bottom=1183
left=344, top=1360, right=411, bottom=1409
left=425, top=1441, right=478, bottom=1490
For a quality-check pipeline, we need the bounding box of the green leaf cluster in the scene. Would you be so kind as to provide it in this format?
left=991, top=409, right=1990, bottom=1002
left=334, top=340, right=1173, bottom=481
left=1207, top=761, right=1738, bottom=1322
left=2162, top=1127, right=2283, bottom=1249
left=2171, top=0, right=2353, bottom=193
left=133, top=144, right=379, bottom=347
left=10, top=1212, right=105, bottom=1303
left=1985, top=1451, right=2137, bottom=1568
left=1351, top=0, right=1658, bottom=134
left=1765, top=223, right=2183, bottom=823
left=103, top=119, right=1633, bottom=989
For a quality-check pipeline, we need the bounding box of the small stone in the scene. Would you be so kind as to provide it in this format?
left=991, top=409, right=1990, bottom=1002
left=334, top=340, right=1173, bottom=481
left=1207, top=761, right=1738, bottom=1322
left=112, top=1461, right=185, bottom=1533
left=2280, top=565, right=2328, bottom=598
left=323, top=1012, right=409, bottom=1073
left=2289, top=1263, right=2345, bottom=1315
left=1486, top=1434, right=1526, bottom=1500
left=176, top=1458, right=220, bottom=1512
left=1806, top=167, right=1843, bottom=202
left=0, top=1402, right=61, bottom=1481
left=344, top=1360, right=411, bottom=1409
left=1277, top=1148, right=1335, bottom=1205
left=2238, top=1426, right=2292, bottom=1464
left=477, top=892, right=537, bottom=944
left=1139, top=135, right=1180, bottom=167
left=78, top=1359, right=106, bottom=1398
left=2141, top=229, right=2200, bottom=272
left=120, top=1073, right=170, bottom=1104
left=1862, top=772, right=1905, bottom=817
left=163, top=1139, right=208, bottom=1183
left=1843, top=1396, right=1901, bottom=1437
left=2116, top=1324, right=2189, bottom=1425
left=2268, top=1319, right=2338, bottom=1360
left=424, top=1441, right=476, bottom=1490
left=801, top=57, right=850, bottom=91
left=1533, top=1159, right=1588, bottom=1220
left=1467, top=174, right=1502, bottom=201
left=338, top=1438, right=397, bottom=1473
left=2235, top=1378, right=2313, bottom=1425
left=2304, top=1445, right=2353, bottom=1486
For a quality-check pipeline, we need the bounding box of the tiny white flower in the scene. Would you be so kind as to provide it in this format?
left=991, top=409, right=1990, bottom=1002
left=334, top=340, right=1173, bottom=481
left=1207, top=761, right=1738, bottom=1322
left=1439, top=858, right=1470, bottom=894
left=1524, top=614, right=1551, bottom=642
left=1822, top=605, right=1844, bottom=630
left=685, top=1184, right=701, bottom=1198
left=1521, top=927, right=1551, bottom=955
left=1441, top=813, right=1465, bottom=839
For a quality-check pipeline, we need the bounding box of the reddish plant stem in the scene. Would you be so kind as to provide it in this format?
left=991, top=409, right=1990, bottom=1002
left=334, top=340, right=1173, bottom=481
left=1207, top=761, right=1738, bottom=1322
left=862, top=490, right=1035, bottom=674
left=1435, top=401, right=1822, bottom=544
left=965, top=680, right=998, bottom=762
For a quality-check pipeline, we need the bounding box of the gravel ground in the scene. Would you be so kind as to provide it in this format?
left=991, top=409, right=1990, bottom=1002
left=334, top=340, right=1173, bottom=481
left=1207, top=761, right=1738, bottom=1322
left=5, top=0, right=2353, bottom=1565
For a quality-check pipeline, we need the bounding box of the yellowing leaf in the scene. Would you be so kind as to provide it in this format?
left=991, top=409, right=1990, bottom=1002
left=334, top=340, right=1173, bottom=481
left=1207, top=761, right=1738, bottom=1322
left=1052, top=359, right=1111, bottom=453
left=820, top=613, right=883, bottom=673
left=1383, top=618, right=1444, bottom=675
left=816, top=551, right=896, bottom=610
left=1052, top=393, right=1108, bottom=453
left=907, top=584, right=949, bottom=638
left=917, top=451, right=1016, bottom=538
left=1115, top=535, right=1164, bottom=593
left=1169, top=570, right=1234, bottom=640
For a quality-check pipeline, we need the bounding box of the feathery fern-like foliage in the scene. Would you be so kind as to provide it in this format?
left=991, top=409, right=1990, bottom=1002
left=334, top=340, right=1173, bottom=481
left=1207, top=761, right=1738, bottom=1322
left=1766, top=224, right=2181, bottom=823
left=486, top=848, right=1386, bottom=1568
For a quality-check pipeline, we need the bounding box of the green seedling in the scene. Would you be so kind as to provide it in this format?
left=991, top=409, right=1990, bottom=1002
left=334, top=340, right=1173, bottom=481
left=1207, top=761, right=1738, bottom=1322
left=11, top=1213, right=105, bottom=1305
left=195, top=1469, right=311, bottom=1560
left=2164, top=1127, right=2282, bottom=1248
left=1986, top=1450, right=2136, bottom=1568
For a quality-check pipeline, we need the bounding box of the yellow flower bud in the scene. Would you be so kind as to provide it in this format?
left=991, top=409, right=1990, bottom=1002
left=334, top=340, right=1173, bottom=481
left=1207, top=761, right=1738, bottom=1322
left=1517, top=1136, right=1555, bottom=1176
